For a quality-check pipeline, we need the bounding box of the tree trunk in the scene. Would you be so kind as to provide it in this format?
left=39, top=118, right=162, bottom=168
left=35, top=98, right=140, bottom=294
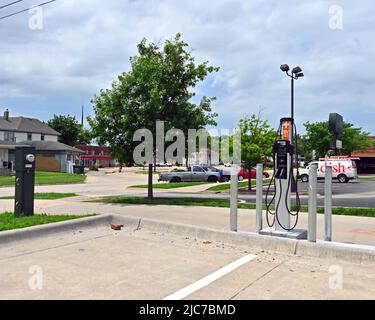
left=248, top=160, right=252, bottom=191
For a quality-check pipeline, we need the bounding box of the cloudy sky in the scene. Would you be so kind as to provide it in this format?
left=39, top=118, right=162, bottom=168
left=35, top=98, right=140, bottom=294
left=0, top=0, right=374, bottom=134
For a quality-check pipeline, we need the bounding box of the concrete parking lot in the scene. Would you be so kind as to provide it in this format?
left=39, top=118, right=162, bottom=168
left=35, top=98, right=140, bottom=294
left=1, top=223, right=374, bottom=300
left=0, top=169, right=374, bottom=300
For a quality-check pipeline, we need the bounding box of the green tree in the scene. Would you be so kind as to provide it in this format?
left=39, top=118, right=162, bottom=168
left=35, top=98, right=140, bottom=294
left=48, top=115, right=92, bottom=146
left=88, top=33, right=219, bottom=180
left=48, top=115, right=81, bottom=146
left=77, top=127, right=92, bottom=145
left=303, top=121, right=373, bottom=158
left=239, top=114, right=276, bottom=189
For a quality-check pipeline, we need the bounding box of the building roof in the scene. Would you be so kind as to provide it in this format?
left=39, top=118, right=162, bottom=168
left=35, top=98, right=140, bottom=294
left=0, top=141, right=29, bottom=149
left=76, top=145, right=110, bottom=152
left=352, top=137, right=375, bottom=158
left=18, top=141, right=84, bottom=154
left=0, top=117, right=60, bottom=136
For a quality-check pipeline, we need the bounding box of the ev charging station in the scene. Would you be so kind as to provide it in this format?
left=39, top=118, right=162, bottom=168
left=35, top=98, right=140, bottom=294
left=14, top=147, right=36, bottom=217
left=229, top=65, right=336, bottom=242
left=261, top=118, right=307, bottom=239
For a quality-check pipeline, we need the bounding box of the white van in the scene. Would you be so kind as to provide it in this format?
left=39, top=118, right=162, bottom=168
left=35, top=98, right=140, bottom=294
left=298, top=157, right=358, bottom=183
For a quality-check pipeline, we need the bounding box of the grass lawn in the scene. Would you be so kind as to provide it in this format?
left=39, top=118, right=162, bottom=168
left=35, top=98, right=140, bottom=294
left=358, top=177, right=375, bottom=181
left=0, top=212, right=91, bottom=232
left=136, top=170, right=162, bottom=175
left=0, top=193, right=78, bottom=200
left=92, top=196, right=375, bottom=218
left=129, top=182, right=215, bottom=189
left=208, top=179, right=271, bottom=192
left=0, top=172, right=86, bottom=187
left=129, top=179, right=271, bottom=191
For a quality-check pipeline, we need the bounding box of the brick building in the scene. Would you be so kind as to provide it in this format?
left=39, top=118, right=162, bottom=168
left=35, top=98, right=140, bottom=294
left=76, top=145, right=114, bottom=168
left=352, top=136, right=375, bottom=173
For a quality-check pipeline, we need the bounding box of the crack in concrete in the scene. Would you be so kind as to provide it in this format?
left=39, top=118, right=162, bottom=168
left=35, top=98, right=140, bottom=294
left=229, top=260, right=286, bottom=300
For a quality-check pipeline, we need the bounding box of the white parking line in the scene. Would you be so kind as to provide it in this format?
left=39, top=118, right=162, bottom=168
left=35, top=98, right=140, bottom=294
left=163, top=254, right=257, bottom=300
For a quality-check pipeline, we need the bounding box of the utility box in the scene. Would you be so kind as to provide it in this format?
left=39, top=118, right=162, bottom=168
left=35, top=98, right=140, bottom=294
left=14, top=147, right=36, bottom=217
left=73, top=165, right=84, bottom=175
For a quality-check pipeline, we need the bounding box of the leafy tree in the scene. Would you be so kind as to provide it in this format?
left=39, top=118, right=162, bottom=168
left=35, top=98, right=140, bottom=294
left=78, top=127, right=93, bottom=145
left=48, top=115, right=81, bottom=146
left=48, top=114, right=92, bottom=146
left=239, top=114, right=276, bottom=189
left=88, top=33, right=219, bottom=184
left=303, top=121, right=373, bottom=158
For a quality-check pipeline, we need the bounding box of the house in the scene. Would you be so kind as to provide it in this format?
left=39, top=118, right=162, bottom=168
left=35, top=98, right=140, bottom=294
left=0, top=109, right=83, bottom=174
left=352, top=136, right=375, bottom=173
left=76, top=145, right=115, bottom=168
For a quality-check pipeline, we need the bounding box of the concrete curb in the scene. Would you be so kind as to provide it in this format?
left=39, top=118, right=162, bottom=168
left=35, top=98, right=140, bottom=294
left=110, top=214, right=375, bottom=264
left=0, top=214, right=112, bottom=244
left=1, top=213, right=374, bottom=264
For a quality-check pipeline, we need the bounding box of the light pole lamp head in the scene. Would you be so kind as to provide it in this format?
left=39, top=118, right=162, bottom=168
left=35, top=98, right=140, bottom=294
left=292, top=66, right=302, bottom=74
left=280, top=64, right=290, bottom=72
left=296, top=72, right=304, bottom=79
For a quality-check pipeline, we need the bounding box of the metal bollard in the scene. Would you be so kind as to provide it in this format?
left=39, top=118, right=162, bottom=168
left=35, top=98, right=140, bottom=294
left=256, top=164, right=263, bottom=233
left=230, top=165, right=238, bottom=232
left=308, top=164, right=318, bottom=242
left=325, top=166, right=333, bottom=241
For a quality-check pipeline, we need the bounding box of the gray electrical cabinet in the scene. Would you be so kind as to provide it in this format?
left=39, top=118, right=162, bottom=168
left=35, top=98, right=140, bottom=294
left=14, top=147, right=36, bottom=217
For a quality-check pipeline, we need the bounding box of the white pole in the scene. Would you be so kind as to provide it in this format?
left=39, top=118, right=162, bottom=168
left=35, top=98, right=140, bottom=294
left=256, top=163, right=263, bottom=233
left=308, top=164, right=318, bottom=242
left=230, top=165, right=238, bottom=232
left=325, top=166, right=333, bottom=241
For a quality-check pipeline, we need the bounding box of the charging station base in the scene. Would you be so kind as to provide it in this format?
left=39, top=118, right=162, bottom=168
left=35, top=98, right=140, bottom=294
left=260, top=228, right=308, bottom=240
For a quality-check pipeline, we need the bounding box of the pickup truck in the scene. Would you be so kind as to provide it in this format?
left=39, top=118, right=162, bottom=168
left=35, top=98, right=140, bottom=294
left=158, top=165, right=221, bottom=183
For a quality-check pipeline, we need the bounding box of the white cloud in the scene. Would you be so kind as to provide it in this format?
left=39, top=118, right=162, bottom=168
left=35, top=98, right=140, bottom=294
left=0, top=0, right=374, bottom=133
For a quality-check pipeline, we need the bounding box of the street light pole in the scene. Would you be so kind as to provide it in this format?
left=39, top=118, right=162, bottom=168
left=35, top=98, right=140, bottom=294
left=280, top=64, right=304, bottom=193
left=291, top=76, right=295, bottom=122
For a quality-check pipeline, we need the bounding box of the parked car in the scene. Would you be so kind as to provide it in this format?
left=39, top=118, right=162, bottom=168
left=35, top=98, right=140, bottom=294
left=201, top=166, right=230, bottom=182
left=238, top=167, right=270, bottom=181
left=158, top=165, right=221, bottom=183
left=298, top=158, right=358, bottom=183
left=155, top=162, right=173, bottom=167
left=220, top=167, right=270, bottom=182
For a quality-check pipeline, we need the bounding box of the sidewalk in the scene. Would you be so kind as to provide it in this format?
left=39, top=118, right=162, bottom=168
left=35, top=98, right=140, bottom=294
left=0, top=198, right=374, bottom=246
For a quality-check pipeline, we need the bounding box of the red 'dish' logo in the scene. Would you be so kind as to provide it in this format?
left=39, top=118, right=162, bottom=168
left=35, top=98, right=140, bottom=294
left=320, top=162, right=347, bottom=174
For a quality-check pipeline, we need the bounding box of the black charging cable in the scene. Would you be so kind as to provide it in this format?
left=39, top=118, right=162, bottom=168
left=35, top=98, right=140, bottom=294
left=265, top=124, right=282, bottom=228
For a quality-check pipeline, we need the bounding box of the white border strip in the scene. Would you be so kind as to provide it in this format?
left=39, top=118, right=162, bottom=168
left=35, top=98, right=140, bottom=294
left=163, top=254, right=257, bottom=300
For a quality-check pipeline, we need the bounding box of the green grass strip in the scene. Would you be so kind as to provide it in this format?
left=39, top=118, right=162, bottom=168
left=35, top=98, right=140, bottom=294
left=0, top=172, right=86, bottom=187
left=0, top=212, right=93, bottom=232
left=208, top=179, right=271, bottom=192
left=91, top=196, right=375, bottom=218
left=129, top=182, right=214, bottom=189
left=0, top=193, right=78, bottom=200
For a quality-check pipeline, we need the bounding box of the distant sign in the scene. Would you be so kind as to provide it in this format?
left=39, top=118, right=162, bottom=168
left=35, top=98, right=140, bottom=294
left=330, top=139, right=343, bottom=150
left=329, top=113, right=343, bottom=136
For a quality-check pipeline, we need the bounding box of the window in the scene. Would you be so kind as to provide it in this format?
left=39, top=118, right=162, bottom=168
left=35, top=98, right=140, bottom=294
left=4, top=132, right=15, bottom=142
left=41, top=135, right=45, bottom=141
left=27, top=133, right=32, bottom=141
left=193, top=166, right=204, bottom=173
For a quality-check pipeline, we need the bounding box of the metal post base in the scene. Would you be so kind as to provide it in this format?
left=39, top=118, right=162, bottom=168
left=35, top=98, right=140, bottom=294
left=260, top=228, right=307, bottom=240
